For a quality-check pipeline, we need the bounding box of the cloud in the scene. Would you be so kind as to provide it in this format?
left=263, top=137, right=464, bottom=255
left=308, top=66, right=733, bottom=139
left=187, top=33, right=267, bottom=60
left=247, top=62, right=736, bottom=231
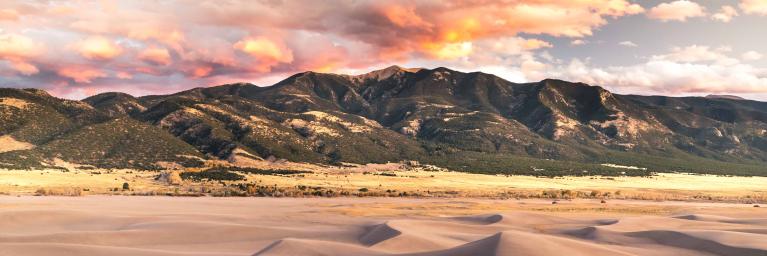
left=550, top=45, right=767, bottom=96
left=565, top=59, right=767, bottom=95
left=618, top=41, right=638, bottom=47
left=0, top=33, right=45, bottom=76
left=115, top=71, right=132, bottom=79
left=571, top=40, right=586, bottom=46
left=57, top=66, right=107, bottom=83
left=472, top=37, right=554, bottom=62
left=73, top=36, right=123, bottom=61
left=0, top=9, right=19, bottom=21
left=234, top=36, right=295, bottom=72
left=651, top=45, right=737, bottom=65
left=0, top=33, right=45, bottom=59
left=8, top=61, right=39, bottom=75
left=522, top=39, right=553, bottom=50
left=0, top=0, right=654, bottom=98
left=742, top=51, right=764, bottom=61
left=423, top=41, right=474, bottom=59
left=647, top=1, right=706, bottom=22
left=740, top=0, right=767, bottom=15
left=712, top=5, right=739, bottom=22
left=189, top=66, right=212, bottom=78
left=138, top=46, right=172, bottom=66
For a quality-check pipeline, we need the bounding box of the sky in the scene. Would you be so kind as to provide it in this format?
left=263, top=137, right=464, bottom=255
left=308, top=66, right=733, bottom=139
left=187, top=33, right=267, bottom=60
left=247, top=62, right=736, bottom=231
left=1, top=0, right=767, bottom=100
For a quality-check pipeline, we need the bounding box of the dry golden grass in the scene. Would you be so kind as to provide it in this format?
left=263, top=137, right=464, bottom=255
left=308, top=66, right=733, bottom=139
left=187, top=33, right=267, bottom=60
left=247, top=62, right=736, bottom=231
left=0, top=135, right=36, bottom=153
left=2, top=164, right=766, bottom=204
left=0, top=97, right=32, bottom=109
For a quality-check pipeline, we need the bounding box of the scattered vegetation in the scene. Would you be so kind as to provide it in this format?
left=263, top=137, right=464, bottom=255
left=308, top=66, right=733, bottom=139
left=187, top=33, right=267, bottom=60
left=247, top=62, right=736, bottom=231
left=34, top=187, right=83, bottom=196
left=180, top=170, right=245, bottom=181
left=206, top=166, right=312, bottom=176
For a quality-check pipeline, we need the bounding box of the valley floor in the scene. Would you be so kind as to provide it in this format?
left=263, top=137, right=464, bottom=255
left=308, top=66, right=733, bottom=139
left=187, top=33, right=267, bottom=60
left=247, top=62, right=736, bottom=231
left=1, top=196, right=765, bottom=256
left=1, top=166, right=767, bottom=202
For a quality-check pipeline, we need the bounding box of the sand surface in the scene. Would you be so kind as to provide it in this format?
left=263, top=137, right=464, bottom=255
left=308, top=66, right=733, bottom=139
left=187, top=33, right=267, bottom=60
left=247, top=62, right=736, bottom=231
left=1, top=196, right=765, bottom=256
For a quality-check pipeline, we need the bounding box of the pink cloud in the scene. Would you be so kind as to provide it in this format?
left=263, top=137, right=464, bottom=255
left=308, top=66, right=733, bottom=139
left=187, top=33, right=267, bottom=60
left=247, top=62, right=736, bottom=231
left=57, top=66, right=107, bottom=83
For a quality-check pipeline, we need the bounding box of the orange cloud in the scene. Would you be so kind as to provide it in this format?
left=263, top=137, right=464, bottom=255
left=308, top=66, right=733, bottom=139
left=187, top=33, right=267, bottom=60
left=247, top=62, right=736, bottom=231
left=9, top=61, right=39, bottom=75
left=380, top=5, right=432, bottom=29
left=423, top=41, right=473, bottom=59
left=139, top=46, right=172, bottom=66
left=0, top=33, right=44, bottom=75
left=124, top=28, right=185, bottom=52
left=234, top=36, right=294, bottom=71
left=0, top=9, right=19, bottom=20
left=389, top=1, right=642, bottom=59
left=189, top=65, right=213, bottom=78
left=523, top=39, right=553, bottom=50
left=57, top=66, right=107, bottom=83
left=647, top=0, right=706, bottom=22
left=0, top=33, right=45, bottom=59
left=73, top=36, right=123, bottom=60
left=740, top=0, right=767, bottom=15
left=0, top=0, right=658, bottom=98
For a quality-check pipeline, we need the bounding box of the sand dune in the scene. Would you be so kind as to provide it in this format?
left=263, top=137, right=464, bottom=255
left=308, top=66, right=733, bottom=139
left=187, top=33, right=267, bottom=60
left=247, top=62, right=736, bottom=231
left=1, top=197, right=765, bottom=256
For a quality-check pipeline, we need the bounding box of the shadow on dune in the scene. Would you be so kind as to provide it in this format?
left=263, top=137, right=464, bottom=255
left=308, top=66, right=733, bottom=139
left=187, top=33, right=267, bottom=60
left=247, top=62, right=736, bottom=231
left=252, top=213, right=767, bottom=256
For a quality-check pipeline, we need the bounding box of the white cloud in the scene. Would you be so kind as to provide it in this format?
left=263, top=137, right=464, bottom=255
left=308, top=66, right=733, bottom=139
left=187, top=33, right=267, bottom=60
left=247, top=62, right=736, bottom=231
left=651, top=45, right=738, bottom=65
left=546, top=46, right=767, bottom=96
left=647, top=0, right=706, bottom=22
left=742, top=51, right=764, bottom=61
left=618, top=41, right=638, bottom=47
left=578, top=60, right=767, bottom=94
left=712, top=5, right=739, bottom=22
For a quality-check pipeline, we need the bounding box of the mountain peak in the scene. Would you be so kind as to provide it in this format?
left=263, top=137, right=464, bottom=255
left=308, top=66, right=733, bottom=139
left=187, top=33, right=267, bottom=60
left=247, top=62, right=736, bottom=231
left=84, top=92, right=136, bottom=102
left=354, top=65, right=423, bottom=81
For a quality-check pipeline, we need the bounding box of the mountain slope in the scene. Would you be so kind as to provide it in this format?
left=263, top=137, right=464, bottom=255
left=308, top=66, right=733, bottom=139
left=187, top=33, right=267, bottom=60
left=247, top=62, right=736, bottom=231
left=1, top=66, right=766, bottom=175
left=83, top=92, right=146, bottom=117
left=0, top=89, right=203, bottom=169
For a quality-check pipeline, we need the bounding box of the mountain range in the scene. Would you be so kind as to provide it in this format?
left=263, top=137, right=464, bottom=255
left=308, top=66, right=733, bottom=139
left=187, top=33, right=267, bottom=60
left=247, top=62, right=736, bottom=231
left=1, top=66, right=766, bottom=176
